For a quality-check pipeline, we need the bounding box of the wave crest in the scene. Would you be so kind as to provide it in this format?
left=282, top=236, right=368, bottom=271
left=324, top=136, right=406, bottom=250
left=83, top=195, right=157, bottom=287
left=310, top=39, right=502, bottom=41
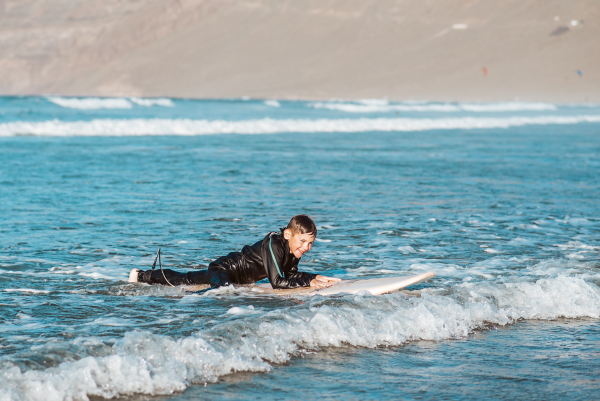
left=309, top=100, right=558, bottom=113
left=45, top=97, right=174, bottom=110
left=1, top=115, right=600, bottom=137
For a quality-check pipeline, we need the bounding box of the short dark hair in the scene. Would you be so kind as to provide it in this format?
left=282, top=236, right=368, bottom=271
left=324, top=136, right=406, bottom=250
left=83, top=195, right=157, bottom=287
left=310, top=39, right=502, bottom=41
left=287, top=214, right=317, bottom=237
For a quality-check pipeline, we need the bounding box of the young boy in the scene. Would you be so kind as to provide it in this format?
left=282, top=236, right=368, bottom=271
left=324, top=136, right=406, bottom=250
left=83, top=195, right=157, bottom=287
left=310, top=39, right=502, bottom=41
left=128, top=215, right=340, bottom=289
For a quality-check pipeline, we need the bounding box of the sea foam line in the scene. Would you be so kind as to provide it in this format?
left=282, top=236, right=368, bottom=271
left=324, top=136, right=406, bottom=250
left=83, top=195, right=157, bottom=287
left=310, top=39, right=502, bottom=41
left=310, top=100, right=559, bottom=113
left=4, top=288, right=50, bottom=294
left=45, top=96, right=174, bottom=110
left=1, top=115, right=600, bottom=137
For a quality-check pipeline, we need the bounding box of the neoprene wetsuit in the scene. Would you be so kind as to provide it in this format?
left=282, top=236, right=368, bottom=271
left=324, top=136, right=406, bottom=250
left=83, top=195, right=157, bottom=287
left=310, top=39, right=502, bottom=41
left=137, top=229, right=316, bottom=289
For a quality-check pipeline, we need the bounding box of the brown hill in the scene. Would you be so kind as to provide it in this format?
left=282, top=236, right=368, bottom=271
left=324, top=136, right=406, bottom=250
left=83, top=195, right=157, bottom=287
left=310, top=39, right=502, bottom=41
left=0, top=0, right=597, bottom=102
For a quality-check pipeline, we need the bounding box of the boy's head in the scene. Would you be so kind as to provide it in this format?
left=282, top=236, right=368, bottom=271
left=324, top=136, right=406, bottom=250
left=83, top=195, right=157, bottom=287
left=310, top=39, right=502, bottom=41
left=283, top=215, right=317, bottom=258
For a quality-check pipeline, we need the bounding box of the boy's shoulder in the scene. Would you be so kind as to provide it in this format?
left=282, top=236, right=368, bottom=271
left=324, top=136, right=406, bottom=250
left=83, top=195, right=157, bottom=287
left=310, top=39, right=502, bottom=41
left=249, top=230, right=281, bottom=249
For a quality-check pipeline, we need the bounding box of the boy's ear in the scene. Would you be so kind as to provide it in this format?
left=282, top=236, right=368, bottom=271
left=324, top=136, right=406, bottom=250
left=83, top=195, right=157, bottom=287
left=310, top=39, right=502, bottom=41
left=283, top=228, right=291, bottom=239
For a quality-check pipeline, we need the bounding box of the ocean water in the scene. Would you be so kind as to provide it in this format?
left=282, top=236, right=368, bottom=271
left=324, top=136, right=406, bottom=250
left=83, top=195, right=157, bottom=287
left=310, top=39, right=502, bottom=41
left=0, top=96, right=599, bottom=400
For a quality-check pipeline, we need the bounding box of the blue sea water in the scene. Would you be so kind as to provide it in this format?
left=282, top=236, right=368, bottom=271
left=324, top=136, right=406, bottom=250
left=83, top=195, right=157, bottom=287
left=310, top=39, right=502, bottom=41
left=0, top=96, right=599, bottom=400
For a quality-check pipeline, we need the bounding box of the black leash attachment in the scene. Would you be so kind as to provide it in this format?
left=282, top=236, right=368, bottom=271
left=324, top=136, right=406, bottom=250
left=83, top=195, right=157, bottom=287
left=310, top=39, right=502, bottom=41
left=151, top=248, right=175, bottom=287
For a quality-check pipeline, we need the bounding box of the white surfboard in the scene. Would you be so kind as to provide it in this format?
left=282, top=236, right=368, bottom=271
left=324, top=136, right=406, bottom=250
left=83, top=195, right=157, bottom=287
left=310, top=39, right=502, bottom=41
left=184, top=271, right=435, bottom=296
left=256, top=271, right=435, bottom=296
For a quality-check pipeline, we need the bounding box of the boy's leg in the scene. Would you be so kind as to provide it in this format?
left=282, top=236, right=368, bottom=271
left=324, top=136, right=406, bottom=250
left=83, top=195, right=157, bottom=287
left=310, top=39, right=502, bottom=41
left=207, top=262, right=232, bottom=287
left=130, top=262, right=231, bottom=288
left=136, top=268, right=210, bottom=286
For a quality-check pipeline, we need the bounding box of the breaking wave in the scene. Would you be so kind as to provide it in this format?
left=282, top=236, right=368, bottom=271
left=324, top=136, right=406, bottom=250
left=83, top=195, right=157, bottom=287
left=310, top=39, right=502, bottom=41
left=1, top=115, right=600, bottom=137
left=129, top=97, right=175, bottom=107
left=45, top=96, right=174, bottom=110
left=309, top=100, right=559, bottom=113
left=1, top=272, right=599, bottom=400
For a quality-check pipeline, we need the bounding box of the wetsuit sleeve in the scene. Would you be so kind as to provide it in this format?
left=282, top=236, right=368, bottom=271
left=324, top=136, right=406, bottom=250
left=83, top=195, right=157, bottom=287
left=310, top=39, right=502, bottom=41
left=262, top=236, right=316, bottom=289
left=285, top=259, right=317, bottom=284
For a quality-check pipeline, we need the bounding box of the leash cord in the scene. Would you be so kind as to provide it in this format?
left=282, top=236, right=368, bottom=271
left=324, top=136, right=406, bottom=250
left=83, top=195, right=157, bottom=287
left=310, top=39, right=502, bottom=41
left=151, top=248, right=175, bottom=287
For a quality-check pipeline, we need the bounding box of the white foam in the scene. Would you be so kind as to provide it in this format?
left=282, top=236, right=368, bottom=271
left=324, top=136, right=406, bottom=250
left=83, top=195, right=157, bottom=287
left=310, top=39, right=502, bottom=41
left=72, top=255, right=153, bottom=281
left=129, top=97, right=175, bottom=107
left=46, top=96, right=133, bottom=110
left=86, top=318, right=134, bottom=327
left=460, top=103, right=556, bottom=112
left=507, top=238, right=534, bottom=246
left=563, top=217, right=593, bottom=226
left=1, top=274, right=599, bottom=400
left=79, top=272, right=115, bottom=280
left=309, top=101, right=558, bottom=113
left=226, top=306, right=257, bottom=315
left=264, top=100, right=281, bottom=107
left=1, top=115, right=599, bottom=137
left=46, top=96, right=175, bottom=109
left=555, top=241, right=599, bottom=251
left=4, top=289, right=50, bottom=294
left=202, top=284, right=245, bottom=296
left=25, top=258, right=55, bottom=264
left=398, top=246, right=417, bottom=254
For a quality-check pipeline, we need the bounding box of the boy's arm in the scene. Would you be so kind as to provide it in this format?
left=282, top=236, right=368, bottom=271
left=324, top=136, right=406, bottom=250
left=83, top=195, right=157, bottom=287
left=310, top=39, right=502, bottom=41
left=263, top=236, right=316, bottom=289
left=286, top=259, right=317, bottom=282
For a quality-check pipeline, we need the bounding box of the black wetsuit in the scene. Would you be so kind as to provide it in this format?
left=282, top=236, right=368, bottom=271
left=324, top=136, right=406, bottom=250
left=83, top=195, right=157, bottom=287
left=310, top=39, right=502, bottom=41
left=138, top=229, right=316, bottom=289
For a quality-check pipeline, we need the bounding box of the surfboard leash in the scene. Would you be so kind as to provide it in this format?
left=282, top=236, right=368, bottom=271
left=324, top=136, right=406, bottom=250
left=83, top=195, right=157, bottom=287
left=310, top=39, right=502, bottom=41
left=151, top=248, right=175, bottom=287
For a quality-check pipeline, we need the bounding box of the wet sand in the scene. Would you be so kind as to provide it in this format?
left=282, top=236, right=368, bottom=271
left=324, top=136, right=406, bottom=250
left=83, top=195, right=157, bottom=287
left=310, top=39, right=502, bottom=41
left=0, top=0, right=597, bottom=102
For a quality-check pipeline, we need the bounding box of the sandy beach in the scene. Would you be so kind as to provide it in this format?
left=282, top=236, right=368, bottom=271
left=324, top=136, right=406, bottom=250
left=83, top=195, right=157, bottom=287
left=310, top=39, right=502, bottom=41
left=0, top=0, right=598, bottom=102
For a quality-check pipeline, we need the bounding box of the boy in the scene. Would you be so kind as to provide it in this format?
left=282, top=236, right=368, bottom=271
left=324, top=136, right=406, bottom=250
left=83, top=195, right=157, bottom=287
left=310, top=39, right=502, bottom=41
left=128, top=215, right=340, bottom=289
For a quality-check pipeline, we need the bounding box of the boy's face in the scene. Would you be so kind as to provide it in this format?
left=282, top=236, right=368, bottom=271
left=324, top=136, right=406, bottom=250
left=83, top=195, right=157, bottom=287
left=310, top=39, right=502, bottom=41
left=284, top=229, right=315, bottom=259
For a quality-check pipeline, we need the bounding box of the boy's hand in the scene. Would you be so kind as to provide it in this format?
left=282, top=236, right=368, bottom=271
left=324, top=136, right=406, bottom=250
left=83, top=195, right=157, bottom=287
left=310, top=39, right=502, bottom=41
left=310, top=275, right=341, bottom=288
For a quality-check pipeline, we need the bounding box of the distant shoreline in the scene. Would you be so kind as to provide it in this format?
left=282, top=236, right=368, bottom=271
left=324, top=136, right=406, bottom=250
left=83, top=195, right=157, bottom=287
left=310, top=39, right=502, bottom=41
left=0, top=0, right=597, bottom=103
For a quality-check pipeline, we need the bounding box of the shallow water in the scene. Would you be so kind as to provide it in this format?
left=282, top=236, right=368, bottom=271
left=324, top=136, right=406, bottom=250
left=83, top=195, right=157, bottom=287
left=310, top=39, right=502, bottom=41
left=0, top=97, right=599, bottom=400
